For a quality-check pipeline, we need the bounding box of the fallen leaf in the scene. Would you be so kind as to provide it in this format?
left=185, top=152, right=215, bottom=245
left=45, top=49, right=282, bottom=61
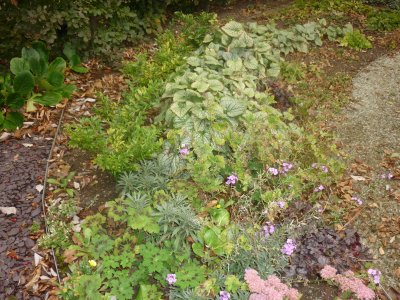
left=34, top=253, right=43, bottom=266
left=7, top=250, right=18, bottom=260
left=22, top=143, right=34, bottom=147
left=63, top=249, right=78, bottom=264
left=351, top=175, right=366, bottom=181
left=0, top=207, right=17, bottom=215
left=379, top=247, right=385, bottom=255
left=35, top=184, right=44, bottom=193
left=0, top=132, right=11, bottom=142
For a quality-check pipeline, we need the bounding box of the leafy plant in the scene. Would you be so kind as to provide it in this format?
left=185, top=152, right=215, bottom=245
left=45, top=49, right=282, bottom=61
left=340, top=28, right=372, bottom=50
left=367, top=10, right=400, bottom=31
left=47, top=172, right=76, bottom=197
left=63, top=43, right=89, bottom=73
left=285, top=227, right=370, bottom=278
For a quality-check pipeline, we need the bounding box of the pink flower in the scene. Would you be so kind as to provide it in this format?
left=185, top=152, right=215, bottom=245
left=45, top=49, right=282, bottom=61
left=263, top=222, right=275, bottom=238
left=368, top=269, right=381, bottom=284
left=281, top=239, right=296, bottom=256
left=314, top=185, right=325, bottom=192
left=219, top=291, right=231, bottom=300
left=321, top=165, right=328, bottom=173
left=320, top=265, right=337, bottom=279
left=166, top=273, right=176, bottom=285
left=226, top=173, right=238, bottom=185
left=268, top=167, right=279, bottom=176
left=179, top=144, right=190, bottom=156
left=351, top=196, right=363, bottom=205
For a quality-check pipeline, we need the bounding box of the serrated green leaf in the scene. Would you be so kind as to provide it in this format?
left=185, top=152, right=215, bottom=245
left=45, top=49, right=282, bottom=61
left=48, top=57, right=66, bottom=74
left=208, top=79, right=224, bottom=92
left=187, top=56, right=201, bottom=67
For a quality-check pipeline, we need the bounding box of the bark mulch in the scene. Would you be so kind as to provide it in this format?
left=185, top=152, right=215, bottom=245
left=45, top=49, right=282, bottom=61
left=0, top=136, right=52, bottom=300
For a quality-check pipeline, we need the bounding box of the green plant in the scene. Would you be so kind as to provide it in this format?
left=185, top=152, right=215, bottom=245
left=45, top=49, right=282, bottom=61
left=47, top=172, right=76, bottom=197
left=367, top=10, right=400, bottom=31
left=153, top=193, right=202, bottom=249
left=30, top=221, right=41, bottom=234
left=63, top=43, right=89, bottom=73
left=340, top=28, right=372, bottom=50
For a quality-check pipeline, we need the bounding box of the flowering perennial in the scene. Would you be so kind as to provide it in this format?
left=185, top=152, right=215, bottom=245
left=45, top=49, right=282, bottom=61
left=272, top=201, right=286, bottom=209
left=281, top=239, right=296, bottom=256
left=263, top=222, right=275, bottom=238
left=367, top=269, right=381, bottom=284
left=268, top=167, right=279, bottom=176
left=351, top=196, right=363, bottom=205
left=320, top=265, right=375, bottom=300
left=244, top=268, right=300, bottom=300
left=314, top=185, right=325, bottom=192
left=166, top=273, right=176, bottom=285
left=225, top=174, right=238, bottom=186
left=179, top=144, right=190, bottom=156
left=219, top=291, right=231, bottom=300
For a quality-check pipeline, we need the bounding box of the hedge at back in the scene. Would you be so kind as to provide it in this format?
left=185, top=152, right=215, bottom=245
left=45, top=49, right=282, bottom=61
left=0, top=0, right=234, bottom=61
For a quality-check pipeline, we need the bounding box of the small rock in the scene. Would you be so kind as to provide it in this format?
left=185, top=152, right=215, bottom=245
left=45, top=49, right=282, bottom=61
left=8, top=228, right=19, bottom=236
left=31, top=208, right=41, bottom=217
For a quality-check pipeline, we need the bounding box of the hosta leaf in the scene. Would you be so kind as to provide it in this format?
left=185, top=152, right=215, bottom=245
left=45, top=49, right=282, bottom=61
left=71, top=65, right=88, bottom=73
left=220, top=96, right=247, bottom=117
left=13, top=71, right=34, bottom=95
left=29, top=57, right=47, bottom=77
left=221, top=21, right=244, bottom=38
left=10, top=58, right=30, bottom=75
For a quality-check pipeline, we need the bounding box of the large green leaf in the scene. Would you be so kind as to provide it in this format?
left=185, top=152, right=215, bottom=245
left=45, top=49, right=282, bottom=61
left=170, top=101, right=194, bottom=118
left=208, top=79, right=224, bottom=92
left=48, top=57, right=66, bottom=74
left=47, top=71, right=64, bottom=87
left=32, top=41, right=49, bottom=61
left=63, top=42, right=75, bottom=60
left=3, top=112, right=24, bottom=130
left=191, top=80, right=209, bottom=93
left=71, top=65, right=88, bottom=74
left=34, top=92, right=62, bottom=106
left=220, top=96, right=247, bottom=117
left=173, top=89, right=203, bottom=103
left=10, top=58, right=30, bottom=75
left=6, top=93, right=25, bottom=109
left=13, top=71, right=34, bottom=95
left=221, top=21, right=244, bottom=38
left=29, top=57, right=47, bottom=77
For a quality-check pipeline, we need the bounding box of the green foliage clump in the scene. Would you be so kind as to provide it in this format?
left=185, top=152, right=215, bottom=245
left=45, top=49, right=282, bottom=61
left=1, top=41, right=74, bottom=131
left=367, top=10, right=400, bottom=30
left=340, top=28, right=372, bottom=50
left=67, top=13, right=217, bottom=175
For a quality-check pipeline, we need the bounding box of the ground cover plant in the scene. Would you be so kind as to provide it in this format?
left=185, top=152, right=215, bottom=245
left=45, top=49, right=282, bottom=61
left=57, top=13, right=381, bottom=299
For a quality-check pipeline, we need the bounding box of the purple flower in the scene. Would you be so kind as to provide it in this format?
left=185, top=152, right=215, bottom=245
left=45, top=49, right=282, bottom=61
left=263, top=222, right=275, bottom=238
left=281, top=239, right=296, bottom=256
left=272, top=201, right=286, bottom=208
left=179, top=144, right=190, bottom=156
left=368, top=269, right=381, bottom=285
left=321, top=165, right=328, bottom=173
left=226, top=174, right=238, bottom=186
left=381, top=172, right=393, bottom=180
left=351, top=196, right=363, bottom=205
left=166, top=273, right=176, bottom=285
left=268, top=167, right=279, bottom=176
left=314, top=185, right=325, bottom=192
left=219, top=291, right=231, bottom=300
left=281, top=162, right=293, bottom=173
left=311, top=163, right=318, bottom=168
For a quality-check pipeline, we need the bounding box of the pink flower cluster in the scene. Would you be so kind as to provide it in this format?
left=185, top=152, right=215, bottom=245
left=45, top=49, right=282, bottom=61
left=244, top=268, right=300, bottom=300
left=263, top=222, right=275, bottom=238
left=226, top=173, right=238, bottom=186
left=267, top=162, right=293, bottom=176
left=320, top=265, right=375, bottom=300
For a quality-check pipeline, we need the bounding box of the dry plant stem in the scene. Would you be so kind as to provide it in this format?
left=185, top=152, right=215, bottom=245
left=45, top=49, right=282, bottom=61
left=40, top=104, right=67, bottom=285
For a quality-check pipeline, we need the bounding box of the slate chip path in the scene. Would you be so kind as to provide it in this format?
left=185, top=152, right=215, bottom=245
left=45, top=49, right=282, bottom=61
left=0, top=136, right=51, bottom=299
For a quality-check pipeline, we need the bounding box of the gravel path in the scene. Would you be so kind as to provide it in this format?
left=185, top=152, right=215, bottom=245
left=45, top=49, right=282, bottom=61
left=337, top=52, right=400, bottom=294
left=0, top=136, right=51, bottom=299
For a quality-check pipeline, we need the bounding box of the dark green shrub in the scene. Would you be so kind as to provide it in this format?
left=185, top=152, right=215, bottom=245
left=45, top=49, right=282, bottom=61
left=0, top=0, right=173, bottom=59
left=363, top=0, right=400, bottom=9
left=367, top=10, right=400, bottom=30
